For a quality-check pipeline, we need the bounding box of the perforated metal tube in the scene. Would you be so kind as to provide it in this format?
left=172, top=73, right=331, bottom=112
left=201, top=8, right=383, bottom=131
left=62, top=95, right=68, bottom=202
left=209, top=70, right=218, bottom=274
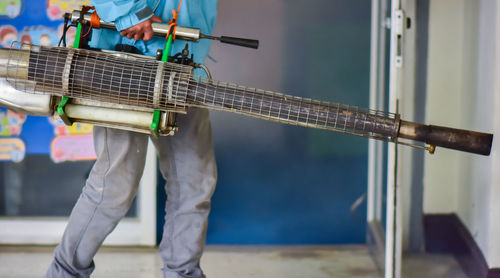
left=0, top=44, right=493, bottom=155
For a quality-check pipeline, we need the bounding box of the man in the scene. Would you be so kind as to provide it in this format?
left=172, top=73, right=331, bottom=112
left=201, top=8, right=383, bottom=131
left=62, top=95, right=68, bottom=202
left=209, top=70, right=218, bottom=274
left=45, top=0, right=218, bottom=277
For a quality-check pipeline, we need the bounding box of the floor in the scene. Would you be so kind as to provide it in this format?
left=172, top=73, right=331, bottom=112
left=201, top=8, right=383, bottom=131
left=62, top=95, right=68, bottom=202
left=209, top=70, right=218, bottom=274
left=0, top=245, right=467, bottom=278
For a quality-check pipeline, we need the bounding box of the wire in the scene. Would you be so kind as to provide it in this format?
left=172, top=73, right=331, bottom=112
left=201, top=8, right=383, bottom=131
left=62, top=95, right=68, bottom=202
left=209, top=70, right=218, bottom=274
left=58, top=16, right=70, bottom=47
left=82, top=25, right=92, bottom=38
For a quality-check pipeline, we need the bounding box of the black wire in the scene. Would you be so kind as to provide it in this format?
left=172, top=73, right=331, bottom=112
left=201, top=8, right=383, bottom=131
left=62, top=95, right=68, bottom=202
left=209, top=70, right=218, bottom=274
left=58, top=15, right=70, bottom=47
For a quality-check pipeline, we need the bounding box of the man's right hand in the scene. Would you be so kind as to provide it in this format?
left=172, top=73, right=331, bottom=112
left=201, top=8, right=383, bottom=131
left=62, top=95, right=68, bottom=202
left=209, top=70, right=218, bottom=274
left=119, top=15, right=163, bottom=42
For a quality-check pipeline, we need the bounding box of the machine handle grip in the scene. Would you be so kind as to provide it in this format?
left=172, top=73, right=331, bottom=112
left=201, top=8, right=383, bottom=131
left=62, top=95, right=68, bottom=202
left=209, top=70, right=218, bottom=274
left=219, top=36, right=259, bottom=49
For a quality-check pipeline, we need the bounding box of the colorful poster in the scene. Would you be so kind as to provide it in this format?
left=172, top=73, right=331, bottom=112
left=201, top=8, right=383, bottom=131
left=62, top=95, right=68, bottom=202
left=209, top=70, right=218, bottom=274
left=0, top=0, right=96, bottom=162
left=48, top=116, right=96, bottom=163
left=19, top=25, right=59, bottom=45
left=50, top=135, right=95, bottom=163
left=0, top=102, right=26, bottom=162
left=0, top=109, right=27, bottom=136
left=0, top=24, right=61, bottom=47
left=0, top=0, right=85, bottom=47
left=0, top=24, right=17, bottom=46
left=0, top=0, right=22, bottom=19
left=0, top=109, right=27, bottom=162
left=48, top=116, right=94, bottom=136
left=47, top=0, right=91, bottom=21
left=0, top=138, right=25, bottom=162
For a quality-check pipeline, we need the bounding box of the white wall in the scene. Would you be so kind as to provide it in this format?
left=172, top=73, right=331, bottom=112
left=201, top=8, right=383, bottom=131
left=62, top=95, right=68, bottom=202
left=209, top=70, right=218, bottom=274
left=424, top=0, right=500, bottom=268
left=424, top=0, right=465, bottom=215
left=487, top=0, right=500, bottom=266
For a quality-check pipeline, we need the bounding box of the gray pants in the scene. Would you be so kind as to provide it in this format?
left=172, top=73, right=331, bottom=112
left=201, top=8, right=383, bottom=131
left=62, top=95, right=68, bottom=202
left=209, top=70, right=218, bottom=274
left=45, top=108, right=217, bottom=278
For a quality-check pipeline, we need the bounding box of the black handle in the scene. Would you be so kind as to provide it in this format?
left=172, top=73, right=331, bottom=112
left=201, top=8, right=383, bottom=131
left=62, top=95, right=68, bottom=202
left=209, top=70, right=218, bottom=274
left=219, top=36, right=259, bottom=49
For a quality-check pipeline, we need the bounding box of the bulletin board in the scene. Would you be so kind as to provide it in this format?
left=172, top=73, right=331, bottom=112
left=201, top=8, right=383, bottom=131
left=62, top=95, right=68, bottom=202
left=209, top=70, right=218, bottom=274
left=0, top=0, right=95, bottom=163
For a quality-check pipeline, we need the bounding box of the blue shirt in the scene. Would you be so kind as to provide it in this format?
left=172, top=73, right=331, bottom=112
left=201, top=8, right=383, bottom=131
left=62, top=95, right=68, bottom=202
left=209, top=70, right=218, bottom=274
left=89, top=0, right=217, bottom=67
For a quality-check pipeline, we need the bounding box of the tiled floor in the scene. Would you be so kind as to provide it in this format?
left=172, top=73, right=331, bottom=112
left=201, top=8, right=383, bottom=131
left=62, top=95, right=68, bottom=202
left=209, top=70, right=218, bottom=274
left=0, top=245, right=467, bottom=278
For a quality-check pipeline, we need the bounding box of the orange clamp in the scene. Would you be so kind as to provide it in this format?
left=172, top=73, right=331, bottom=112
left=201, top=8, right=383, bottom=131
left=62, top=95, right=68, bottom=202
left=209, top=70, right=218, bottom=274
left=90, top=11, right=101, bottom=29
left=166, top=0, right=183, bottom=40
left=79, top=6, right=99, bottom=38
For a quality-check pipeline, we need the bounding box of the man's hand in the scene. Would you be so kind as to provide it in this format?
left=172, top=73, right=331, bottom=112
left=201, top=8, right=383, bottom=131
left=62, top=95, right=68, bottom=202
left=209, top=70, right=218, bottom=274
left=120, top=15, right=163, bottom=42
